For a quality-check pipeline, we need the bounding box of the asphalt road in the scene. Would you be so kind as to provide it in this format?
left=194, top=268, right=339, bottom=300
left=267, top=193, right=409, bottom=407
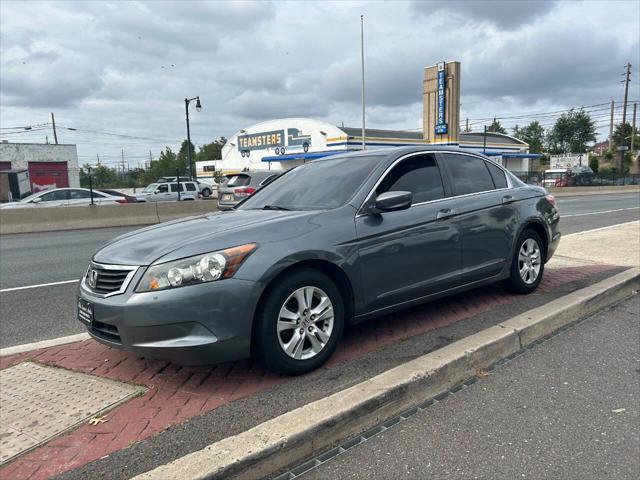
left=0, top=192, right=638, bottom=348
left=300, top=295, right=640, bottom=480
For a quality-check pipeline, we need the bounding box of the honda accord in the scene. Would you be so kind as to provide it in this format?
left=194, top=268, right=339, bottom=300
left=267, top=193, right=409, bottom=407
left=78, top=146, right=561, bottom=374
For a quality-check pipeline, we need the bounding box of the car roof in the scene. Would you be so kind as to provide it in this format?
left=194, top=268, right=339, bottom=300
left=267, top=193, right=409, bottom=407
left=319, top=145, right=493, bottom=160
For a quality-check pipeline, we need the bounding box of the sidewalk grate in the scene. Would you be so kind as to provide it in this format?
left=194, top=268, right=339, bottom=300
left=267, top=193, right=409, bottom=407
left=0, top=362, right=145, bottom=465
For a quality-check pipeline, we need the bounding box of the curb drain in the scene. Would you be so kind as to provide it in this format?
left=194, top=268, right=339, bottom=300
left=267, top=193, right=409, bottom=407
left=273, top=296, right=630, bottom=480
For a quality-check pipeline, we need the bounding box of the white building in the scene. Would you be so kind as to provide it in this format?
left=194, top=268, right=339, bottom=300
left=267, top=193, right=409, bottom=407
left=0, top=142, right=80, bottom=192
left=197, top=117, right=538, bottom=174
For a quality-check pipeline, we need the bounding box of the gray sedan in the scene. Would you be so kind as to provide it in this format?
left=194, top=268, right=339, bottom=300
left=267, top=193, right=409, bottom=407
left=78, top=146, right=560, bottom=375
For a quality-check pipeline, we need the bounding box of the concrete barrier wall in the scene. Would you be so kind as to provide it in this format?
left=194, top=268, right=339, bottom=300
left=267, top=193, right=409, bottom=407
left=0, top=201, right=218, bottom=235
left=548, top=185, right=640, bottom=196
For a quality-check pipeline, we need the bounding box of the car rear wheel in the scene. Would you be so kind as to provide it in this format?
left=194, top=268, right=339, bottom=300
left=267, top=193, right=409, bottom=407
left=255, top=269, right=344, bottom=375
left=505, top=229, right=545, bottom=294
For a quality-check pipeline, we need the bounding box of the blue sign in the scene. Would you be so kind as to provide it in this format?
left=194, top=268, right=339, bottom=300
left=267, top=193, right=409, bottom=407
left=435, top=62, right=448, bottom=135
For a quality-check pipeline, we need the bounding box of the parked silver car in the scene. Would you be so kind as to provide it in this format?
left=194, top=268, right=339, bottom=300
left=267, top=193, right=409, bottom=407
left=0, top=188, right=127, bottom=209
left=136, top=181, right=199, bottom=202
left=217, top=171, right=282, bottom=210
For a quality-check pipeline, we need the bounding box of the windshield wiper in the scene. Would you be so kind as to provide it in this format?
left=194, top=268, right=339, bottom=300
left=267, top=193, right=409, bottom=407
left=262, top=205, right=292, bottom=211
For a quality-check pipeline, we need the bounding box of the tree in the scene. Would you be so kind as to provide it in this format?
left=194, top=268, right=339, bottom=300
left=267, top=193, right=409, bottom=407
left=80, top=164, right=120, bottom=187
left=611, top=122, right=639, bottom=150
left=142, top=146, right=180, bottom=184
left=546, top=109, right=596, bottom=154
left=196, top=137, right=227, bottom=163
left=588, top=154, right=599, bottom=174
left=487, top=118, right=507, bottom=134
left=176, top=139, right=195, bottom=176
left=513, top=121, right=545, bottom=154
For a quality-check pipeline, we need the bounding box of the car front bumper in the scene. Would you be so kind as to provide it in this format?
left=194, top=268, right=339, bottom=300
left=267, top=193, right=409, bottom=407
left=77, top=273, right=264, bottom=366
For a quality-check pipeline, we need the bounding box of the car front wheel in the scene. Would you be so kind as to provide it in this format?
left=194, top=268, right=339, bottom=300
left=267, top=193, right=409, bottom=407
left=201, top=188, right=211, bottom=198
left=255, top=269, right=344, bottom=375
left=505, top=229, right=545, bottom=294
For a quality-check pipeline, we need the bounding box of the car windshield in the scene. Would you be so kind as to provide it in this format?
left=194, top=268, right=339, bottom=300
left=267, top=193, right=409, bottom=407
left=19, top=191, right=46, bottom=203
left=238, top=155, right=381, bottom=211
left=143, top=183, right=158, bottom=193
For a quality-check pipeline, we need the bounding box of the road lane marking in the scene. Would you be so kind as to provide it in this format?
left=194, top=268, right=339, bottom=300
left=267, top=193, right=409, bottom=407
left=0, top=279, right=79, bottom=293
left=562, top=207, right=639, bottom=217
left=564, top=220, right=639, bottom=237
left=0, top=333, right=90, bottom=357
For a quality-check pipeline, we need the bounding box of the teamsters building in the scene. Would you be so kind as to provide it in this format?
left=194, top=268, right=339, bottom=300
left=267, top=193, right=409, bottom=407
left=197, top=61, right=541, bottom=176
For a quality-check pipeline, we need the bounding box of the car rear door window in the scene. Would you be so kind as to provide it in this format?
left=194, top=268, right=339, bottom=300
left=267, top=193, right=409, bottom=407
left=170, top=184, right=184, bottom=192
left=69, top=189, right=92, bottom=199
left=444, top=154, right=495, bottom=195
left=377, top=154, right=444, bottom=205
left=485, top=161, right=508, bottom=189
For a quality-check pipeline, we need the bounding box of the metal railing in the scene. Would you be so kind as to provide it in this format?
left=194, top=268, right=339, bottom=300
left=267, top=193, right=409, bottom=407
left=510, top=171, right=640, bottom=187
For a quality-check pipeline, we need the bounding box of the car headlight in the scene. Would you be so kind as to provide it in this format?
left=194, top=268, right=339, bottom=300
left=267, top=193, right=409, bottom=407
left=136, top=243, right=257, bottom=292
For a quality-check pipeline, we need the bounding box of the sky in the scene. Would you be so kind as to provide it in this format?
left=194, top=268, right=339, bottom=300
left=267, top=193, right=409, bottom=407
left=1, top=0, right=639, bottom=168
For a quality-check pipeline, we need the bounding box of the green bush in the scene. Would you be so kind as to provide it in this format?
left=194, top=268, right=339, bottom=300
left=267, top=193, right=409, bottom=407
left=588, top=155, right=599, bottom=174
left=598, top=164, right=615, bottom=176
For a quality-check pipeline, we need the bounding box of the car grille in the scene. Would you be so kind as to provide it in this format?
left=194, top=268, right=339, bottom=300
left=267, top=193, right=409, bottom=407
left=84, top=263, right=137, bottom=296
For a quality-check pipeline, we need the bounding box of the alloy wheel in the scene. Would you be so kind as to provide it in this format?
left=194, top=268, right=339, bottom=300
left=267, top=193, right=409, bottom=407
left=518, top=238, right=541, bottom=285
left=277, top=286, right=334, bottom=360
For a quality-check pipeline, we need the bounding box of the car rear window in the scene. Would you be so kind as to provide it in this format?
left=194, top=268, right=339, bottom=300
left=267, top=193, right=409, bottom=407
left=485, top=161, right=508, bottom=189
left=226, top=175, right=251, bottom=187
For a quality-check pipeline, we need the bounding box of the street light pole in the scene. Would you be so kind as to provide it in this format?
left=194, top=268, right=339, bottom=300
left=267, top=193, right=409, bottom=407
left=184, top=96, right=201, bottom=179
left=360, top=14, right=366, bottom=150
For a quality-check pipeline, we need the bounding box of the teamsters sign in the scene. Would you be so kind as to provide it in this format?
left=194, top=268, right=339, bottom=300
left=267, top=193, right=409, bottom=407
left=237, top=130, right=284, bottom=151
left=435, top=62, right=448, bottom=135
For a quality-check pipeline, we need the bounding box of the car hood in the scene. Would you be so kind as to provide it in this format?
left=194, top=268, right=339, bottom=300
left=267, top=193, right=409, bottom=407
left=93, top=209, right=314, bottom=265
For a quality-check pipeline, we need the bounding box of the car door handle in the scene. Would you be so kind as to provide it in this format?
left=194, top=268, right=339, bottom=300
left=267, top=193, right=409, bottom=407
left=502, top=195, right=515, bottom=204
left=437, top=208, right=456, bottom=220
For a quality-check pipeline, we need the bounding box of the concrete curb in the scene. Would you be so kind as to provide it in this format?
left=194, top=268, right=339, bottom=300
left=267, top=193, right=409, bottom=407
left=132, top=267, right=639, bottom=480
left=0, top=333, right=90, bottom=358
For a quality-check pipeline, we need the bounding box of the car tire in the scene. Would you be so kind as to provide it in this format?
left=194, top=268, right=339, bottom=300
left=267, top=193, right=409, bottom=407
left=505, top=229, right=545, bottom=294
left=255, top=269, right=344, bottom=375
left=201, top=188, right=211, bottom=198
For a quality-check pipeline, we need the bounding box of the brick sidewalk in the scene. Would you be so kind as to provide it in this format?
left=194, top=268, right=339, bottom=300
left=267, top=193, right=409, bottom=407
left=0, top=265, right=615, bottom=479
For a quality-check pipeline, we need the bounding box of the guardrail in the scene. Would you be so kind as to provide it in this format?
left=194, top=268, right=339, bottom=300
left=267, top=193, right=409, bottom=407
left=0, top=201, right=218, bottom=235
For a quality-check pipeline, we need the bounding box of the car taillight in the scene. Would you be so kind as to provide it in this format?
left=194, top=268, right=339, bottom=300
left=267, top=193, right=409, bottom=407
left=545, top=194, right=556, bottom=208
left=234, top=187, right=256, bottom=198
left=115, top=199, right=127, bottom=204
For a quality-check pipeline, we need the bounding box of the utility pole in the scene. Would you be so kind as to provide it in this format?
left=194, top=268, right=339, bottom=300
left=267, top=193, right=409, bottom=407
left=360, top=14, right=366, bottom=150
left=96, top=154, right=100, bottom=165
left=483, top=125, right=487, bottom=154
left=51, top=112, right=58, bottom=144
left=121, top=149, right=125, bottom=180
left=619, top=63, right=632, bottom=174
left=631, top=102, right=637, bottom=154
left=609, top=100, right=615, bottom=151
left=465, top=118, right=469, bottom=132
left=632, top=103, right=639, bottom=175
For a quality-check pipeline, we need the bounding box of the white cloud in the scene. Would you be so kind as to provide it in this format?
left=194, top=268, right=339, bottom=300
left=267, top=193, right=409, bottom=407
left=0, top=0, right=638, bottom=166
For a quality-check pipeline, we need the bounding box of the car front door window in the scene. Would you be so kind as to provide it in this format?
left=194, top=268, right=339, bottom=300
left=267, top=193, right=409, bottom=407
left=376, top=154, right=445, bottom=205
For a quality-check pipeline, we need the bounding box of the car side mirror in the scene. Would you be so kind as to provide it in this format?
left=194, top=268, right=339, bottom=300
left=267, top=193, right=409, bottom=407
left=371, top=191, right=412, bottom=213
left=32, top=197, right=42, bottom=204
